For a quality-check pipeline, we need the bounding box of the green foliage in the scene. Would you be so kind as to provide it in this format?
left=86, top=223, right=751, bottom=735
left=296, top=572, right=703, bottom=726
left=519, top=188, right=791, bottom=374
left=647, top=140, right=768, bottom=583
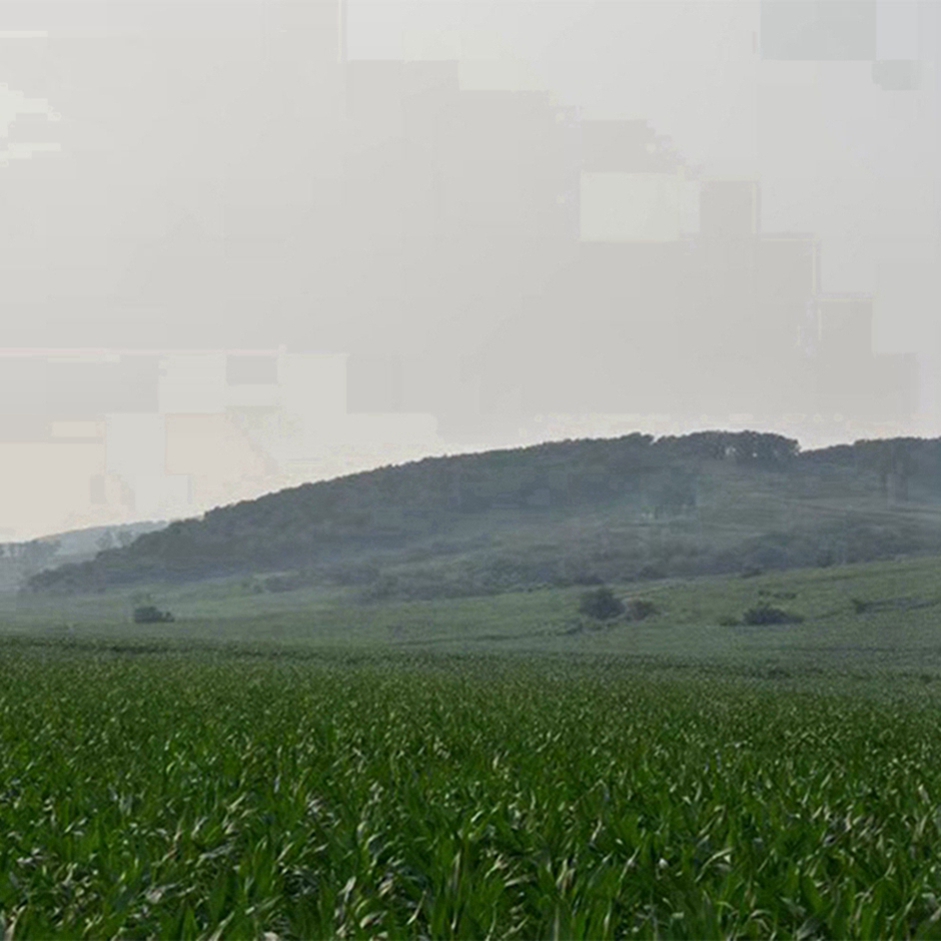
left=132, top=605, right=175, bottom=624
left=19, top=538, right=60, bottom=573
left=20, top=431, right=803, bottom=593
left=25, top=431, right=941, bottom=601
left=4, top=651, right=941, bottom=937
left=10, top=552, right=941, bottom=685
left=578, top=586, right=625, bottom=620
left=742, top=602, right=804, bottom=625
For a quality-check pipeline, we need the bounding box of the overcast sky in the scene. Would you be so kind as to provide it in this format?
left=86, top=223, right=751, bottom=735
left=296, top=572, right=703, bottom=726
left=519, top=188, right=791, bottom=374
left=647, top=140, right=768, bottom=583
left=0, top=0, right=938, bottom=540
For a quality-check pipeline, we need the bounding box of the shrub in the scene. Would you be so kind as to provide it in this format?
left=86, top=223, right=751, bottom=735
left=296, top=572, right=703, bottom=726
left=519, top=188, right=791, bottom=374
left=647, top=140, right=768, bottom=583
left=132, top=605, right=174, bottom=624
left=741, top=603, right=803, bottom=626
left=578, top=586, right=626, bottom=620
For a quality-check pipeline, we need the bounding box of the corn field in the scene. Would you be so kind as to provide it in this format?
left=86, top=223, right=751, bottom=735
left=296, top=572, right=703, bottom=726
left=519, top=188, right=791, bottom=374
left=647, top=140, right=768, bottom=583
left=2, top=650, right=941, bottom=938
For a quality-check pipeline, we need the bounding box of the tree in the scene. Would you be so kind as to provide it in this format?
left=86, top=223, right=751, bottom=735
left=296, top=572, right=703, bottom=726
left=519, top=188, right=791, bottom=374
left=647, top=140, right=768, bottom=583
left=96, top=530, right=116, bottom=552
left=855, top=438, right=914, bottom=505
left=116, top=530, right=137, bottom=549
left=578, top=586, right=625, bottom=620
left=20, top=539, right=60, bottom=573
left=132, top=605, right=174, bottom=624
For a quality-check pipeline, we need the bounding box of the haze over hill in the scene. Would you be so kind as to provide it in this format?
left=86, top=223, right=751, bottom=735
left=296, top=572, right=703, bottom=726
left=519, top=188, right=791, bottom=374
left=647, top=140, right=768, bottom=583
left=0, top=520, right=168, bottom=593
left=26, top=430, right=941, bottom=599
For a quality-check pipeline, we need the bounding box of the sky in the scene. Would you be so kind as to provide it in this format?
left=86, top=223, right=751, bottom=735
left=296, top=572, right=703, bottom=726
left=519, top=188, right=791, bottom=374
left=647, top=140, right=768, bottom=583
left=0, top=0, right=938, bottom=540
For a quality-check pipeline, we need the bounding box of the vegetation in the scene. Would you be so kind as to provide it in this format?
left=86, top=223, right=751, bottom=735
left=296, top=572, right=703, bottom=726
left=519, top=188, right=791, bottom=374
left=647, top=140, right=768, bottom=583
left=3, top=648, right=941, bottom=938
left=132, top=605, right=175, bottom=624
left=4, top=552, right=941, bottom=672
left=24, top=431, right=941, bottom=599
left=5, top=548, right=941, bottom=934
left=741, top=603, right=804, bottom=626
left=8, top=431, right=941, bottom=936
left=5, top=431, right=941, bottom=935
left=578, top=586, right=625, bottom=620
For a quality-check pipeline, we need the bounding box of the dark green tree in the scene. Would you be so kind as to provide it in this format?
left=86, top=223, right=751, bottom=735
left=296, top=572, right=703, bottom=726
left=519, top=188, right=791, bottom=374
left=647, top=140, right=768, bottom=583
left=578, top=586, right=625, bottom=620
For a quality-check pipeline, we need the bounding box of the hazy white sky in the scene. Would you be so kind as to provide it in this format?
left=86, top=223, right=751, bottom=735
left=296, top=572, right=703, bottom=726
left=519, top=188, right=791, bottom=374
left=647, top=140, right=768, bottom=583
left=352, top=0, right=939, bottom=296
left=0, top=0, right=938, bottom=539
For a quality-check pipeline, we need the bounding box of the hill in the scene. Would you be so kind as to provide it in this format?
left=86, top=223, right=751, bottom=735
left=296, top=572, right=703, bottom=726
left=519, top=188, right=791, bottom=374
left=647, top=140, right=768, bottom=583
left=24, top=430, right=941, bottom=598
left=0, top=520, right=168, bottom=593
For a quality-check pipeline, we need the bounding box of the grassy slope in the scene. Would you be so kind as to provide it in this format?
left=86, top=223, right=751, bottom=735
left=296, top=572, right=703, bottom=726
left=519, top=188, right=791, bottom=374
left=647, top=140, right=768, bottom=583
left=4, top=553, right=941, bottom=677
left=366, top=462, right=941, bottom=598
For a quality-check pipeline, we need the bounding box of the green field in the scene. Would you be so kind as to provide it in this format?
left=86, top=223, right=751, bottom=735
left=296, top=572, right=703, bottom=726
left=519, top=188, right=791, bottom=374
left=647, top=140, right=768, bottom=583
left=3, top=556, right=941, bottom=937
left=4, top=554, right=941, bottom=675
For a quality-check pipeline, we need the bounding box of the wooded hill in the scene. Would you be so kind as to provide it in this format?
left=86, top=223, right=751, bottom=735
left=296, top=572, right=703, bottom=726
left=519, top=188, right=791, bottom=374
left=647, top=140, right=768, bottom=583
left=25, top=431, right=941, bottom=598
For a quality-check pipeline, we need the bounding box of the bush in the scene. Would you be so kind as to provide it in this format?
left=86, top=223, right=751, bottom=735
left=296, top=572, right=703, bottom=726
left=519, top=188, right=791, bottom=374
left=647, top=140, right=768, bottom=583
left=578, top=586, right=625, bottom=621
left=741, top=603, right=803, bottom=626
left=132, top=605, right=175, bottom=624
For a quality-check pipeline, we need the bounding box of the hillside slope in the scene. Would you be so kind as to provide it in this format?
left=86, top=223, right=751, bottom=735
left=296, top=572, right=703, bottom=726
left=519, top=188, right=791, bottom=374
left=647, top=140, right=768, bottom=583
left=25, top=431, right=941, bottom=597
left=1, top=521, right=168, bottom=593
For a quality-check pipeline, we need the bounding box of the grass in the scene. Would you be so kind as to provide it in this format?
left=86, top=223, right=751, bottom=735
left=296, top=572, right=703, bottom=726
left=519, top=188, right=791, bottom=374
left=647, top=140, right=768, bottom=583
left=3, top=554, right=941, bottom=674
left=4, top=649, right=941, bottom=938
